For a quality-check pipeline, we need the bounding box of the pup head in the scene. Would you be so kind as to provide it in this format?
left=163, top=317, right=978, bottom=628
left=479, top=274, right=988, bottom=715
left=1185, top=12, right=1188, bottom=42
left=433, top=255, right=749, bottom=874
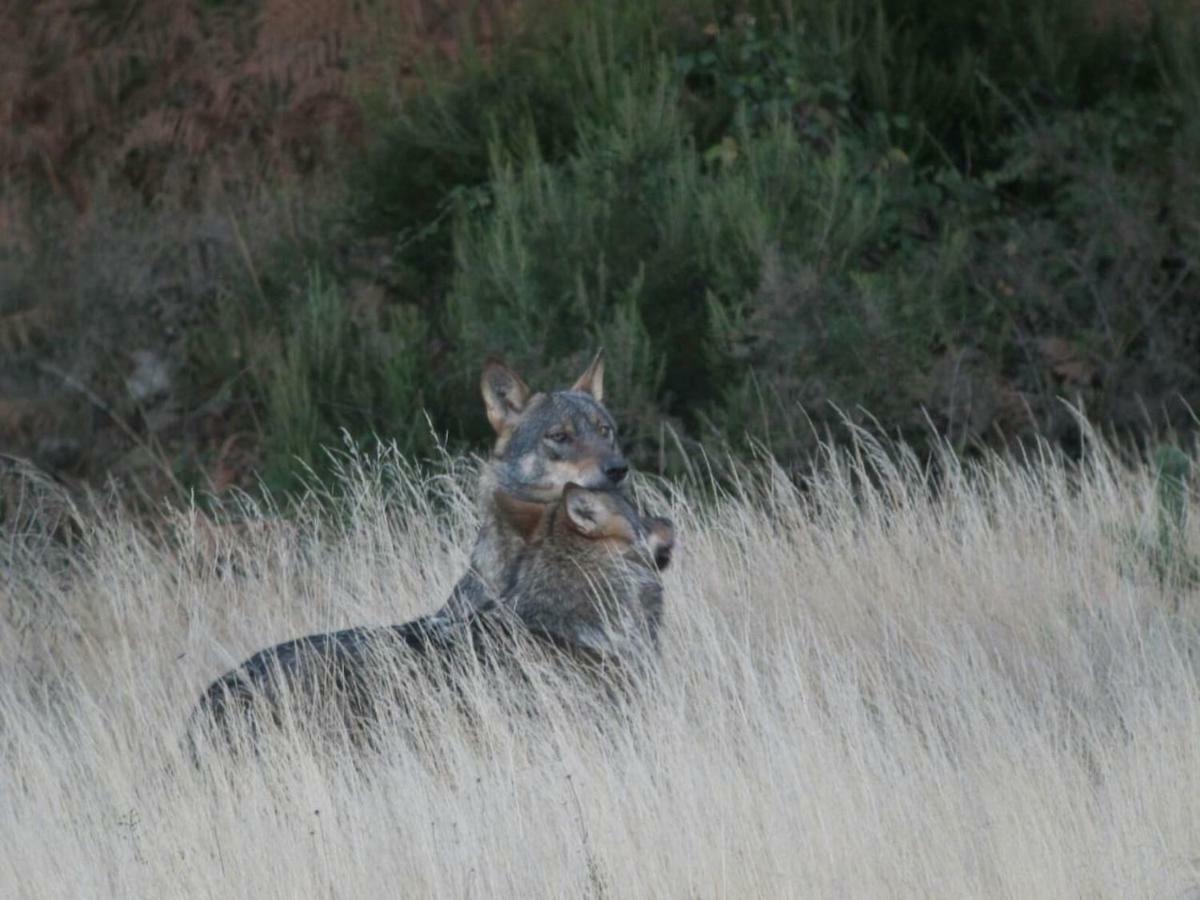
left=495, top=483, right=675, bottom=573
left=481, top=351, right=629, bottom=501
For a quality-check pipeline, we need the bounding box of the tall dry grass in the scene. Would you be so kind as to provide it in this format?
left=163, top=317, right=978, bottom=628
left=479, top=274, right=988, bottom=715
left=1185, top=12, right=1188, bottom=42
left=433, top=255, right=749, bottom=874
left=2, top=434, right=1199, bottom=898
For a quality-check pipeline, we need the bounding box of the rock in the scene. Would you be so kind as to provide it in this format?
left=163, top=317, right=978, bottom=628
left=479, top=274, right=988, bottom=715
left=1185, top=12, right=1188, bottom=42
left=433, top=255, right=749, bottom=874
left=125, top=350, right=171, bottom=404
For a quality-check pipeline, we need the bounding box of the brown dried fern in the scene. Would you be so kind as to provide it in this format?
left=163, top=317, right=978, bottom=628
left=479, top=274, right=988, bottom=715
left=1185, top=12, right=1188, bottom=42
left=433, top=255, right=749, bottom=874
left=0, top=0, right=522, bottom=230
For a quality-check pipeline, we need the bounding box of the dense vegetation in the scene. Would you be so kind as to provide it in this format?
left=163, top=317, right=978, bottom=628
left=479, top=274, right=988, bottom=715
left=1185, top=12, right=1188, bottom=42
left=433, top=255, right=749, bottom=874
left=3, top=0, right=1199, bottom=496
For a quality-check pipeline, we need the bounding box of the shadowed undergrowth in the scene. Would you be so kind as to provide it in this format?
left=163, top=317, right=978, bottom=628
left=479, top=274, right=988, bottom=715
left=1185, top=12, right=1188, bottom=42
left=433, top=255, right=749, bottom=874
left=3, top=0, right=1199, bottom=499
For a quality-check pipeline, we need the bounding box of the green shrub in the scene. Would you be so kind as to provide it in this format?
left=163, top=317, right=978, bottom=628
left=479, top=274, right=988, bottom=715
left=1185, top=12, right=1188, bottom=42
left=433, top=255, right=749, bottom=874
left=206, top=0, right=1200, bottom=490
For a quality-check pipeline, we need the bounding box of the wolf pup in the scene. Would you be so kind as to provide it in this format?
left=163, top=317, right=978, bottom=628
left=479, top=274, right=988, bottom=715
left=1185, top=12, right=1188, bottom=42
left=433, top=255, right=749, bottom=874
left=187, top=485, right=674, bottom=754
left=437, top=350, right=633, bottom=621
left=493, top=483, right=675, bottom=667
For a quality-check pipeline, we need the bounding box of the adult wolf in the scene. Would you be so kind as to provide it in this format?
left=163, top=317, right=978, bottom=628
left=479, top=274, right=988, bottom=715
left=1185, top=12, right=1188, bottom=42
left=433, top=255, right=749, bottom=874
left=436, top=350, right=633, bottom=620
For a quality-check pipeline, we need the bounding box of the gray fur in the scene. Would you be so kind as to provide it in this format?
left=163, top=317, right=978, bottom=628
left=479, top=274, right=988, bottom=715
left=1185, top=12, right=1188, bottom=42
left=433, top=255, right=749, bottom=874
left=502, top=489, right=671, bottom=665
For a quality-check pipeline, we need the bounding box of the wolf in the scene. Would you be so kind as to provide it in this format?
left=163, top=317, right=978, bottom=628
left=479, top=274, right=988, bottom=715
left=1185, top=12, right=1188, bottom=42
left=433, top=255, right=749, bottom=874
left=436, top=350, right=632, bottom=621
left=187, top=484, right=674, bottom=755
left=492, top=482, right=675, bottom=664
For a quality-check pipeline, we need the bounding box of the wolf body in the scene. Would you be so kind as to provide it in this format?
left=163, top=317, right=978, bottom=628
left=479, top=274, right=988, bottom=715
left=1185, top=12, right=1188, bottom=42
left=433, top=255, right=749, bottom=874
left=188, top=484, right=674, bottom=753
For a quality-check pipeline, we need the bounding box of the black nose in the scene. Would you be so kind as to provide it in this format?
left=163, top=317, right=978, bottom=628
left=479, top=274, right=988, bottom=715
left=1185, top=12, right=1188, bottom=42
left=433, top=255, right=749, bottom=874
left=604, top=462, right=629, bottom=484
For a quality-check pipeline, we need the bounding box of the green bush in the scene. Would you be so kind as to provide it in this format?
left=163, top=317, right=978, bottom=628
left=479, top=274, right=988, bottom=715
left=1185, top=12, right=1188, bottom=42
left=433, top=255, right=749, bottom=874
left=207, top=0, right=1200, bottom=490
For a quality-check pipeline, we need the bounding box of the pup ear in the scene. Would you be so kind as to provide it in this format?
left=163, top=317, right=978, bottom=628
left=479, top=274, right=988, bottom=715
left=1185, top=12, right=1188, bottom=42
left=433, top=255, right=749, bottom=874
left=643, top=516, right=675, bottom=571
left=481, top=358, right=531, bottom=435
left=562, top=483, right=616, bottom=537
left=493, top=490, right=548, bottom=541
left=570, top=349, right=605, bottom=403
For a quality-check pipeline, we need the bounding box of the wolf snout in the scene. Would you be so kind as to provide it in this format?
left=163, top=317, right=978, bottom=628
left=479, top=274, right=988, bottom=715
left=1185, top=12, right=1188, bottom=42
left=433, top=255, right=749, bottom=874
left=603, top=460, right=629, bottom=484
left=645, top=516, right=675, bottom=571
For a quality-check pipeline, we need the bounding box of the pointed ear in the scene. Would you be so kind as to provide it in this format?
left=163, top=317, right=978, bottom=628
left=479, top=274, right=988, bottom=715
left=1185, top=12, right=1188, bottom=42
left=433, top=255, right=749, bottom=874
left=493, top=490, right=548, bottom=541
left=570, top=349, right=605, bottom=403
left=481, top=358, right=531, bottom=435
left=644, top=516, right=675, bottom=571
left=563, top=484, right=622, bottom=538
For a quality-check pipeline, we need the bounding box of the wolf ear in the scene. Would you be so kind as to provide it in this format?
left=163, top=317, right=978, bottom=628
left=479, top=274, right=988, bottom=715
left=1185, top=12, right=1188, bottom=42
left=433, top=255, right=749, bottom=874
left=644, top=516, right=675, bottom=571
left=493, top=490, right=547, bottom=541
left=481, top=358, right=531, bottom=434
left=570, top=349, right=605, bottom=403
left=561, top=487, right=619, bottom=535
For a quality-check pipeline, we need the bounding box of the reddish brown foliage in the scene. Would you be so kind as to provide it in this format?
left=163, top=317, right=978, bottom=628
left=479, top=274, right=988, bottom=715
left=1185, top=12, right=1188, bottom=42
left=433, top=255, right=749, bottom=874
left=0, top=0, right=514, bottom=243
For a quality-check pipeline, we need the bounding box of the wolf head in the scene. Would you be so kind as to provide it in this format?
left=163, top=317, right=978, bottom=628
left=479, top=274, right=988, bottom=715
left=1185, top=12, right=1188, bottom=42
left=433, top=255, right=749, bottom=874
left=481, top=351, right=630, bottom=502
left=495, top=482, right=675, bottom=576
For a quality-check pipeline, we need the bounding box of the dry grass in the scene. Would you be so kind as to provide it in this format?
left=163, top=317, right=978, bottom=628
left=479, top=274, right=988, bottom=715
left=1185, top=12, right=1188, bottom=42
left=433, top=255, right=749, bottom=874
left=3, top=436, right=1200, bottom=898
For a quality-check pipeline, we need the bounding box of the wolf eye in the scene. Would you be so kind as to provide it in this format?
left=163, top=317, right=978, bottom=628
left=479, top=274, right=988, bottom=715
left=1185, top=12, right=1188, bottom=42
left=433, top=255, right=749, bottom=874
left=545, top=430, right=571, bottom=445
left=599, top=423, right=613, bottom=440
